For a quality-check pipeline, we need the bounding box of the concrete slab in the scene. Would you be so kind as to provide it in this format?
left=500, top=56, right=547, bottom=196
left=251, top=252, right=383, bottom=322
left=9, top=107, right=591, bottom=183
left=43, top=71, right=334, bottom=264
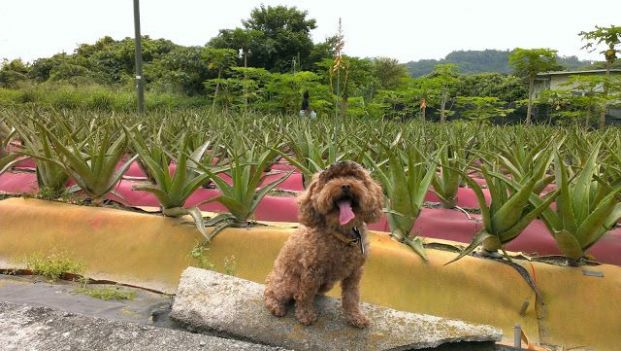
left=171, top=267, right=502, bottom=351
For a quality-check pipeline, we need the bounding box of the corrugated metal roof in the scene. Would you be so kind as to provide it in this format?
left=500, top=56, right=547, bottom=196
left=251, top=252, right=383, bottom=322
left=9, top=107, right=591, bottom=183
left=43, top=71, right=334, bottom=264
left=537, top=69, right=621, bottom=77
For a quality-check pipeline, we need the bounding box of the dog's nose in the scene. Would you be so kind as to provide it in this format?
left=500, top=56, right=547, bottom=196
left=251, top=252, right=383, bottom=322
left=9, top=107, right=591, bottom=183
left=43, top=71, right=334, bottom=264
left=341, top=184, right=351, bottom=192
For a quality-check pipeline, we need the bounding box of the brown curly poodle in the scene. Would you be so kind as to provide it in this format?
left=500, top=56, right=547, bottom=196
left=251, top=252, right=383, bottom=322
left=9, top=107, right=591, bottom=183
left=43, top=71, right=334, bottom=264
left=264, top=160, right=384, bottom=328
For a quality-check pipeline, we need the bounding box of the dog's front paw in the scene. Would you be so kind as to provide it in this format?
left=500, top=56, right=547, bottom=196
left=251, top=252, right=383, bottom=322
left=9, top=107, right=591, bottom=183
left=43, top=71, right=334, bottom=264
left=264, top=296, right=288, bottom=317
left=295, top=309, right=318, bottom=326
left=267, top=303, right=288, bottom=317
left=346, top=312, right=370, bottom=328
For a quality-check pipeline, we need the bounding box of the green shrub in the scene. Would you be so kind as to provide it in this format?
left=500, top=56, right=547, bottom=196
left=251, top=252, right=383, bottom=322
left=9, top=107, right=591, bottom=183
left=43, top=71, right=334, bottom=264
left=16, top=89, right=39, bottom=104
left=87, top=91, right=114, bottom=110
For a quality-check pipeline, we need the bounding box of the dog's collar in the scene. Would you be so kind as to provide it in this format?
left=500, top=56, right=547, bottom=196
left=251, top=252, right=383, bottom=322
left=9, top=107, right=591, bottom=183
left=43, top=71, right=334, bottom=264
left=330, top=226, right=365, bottom=255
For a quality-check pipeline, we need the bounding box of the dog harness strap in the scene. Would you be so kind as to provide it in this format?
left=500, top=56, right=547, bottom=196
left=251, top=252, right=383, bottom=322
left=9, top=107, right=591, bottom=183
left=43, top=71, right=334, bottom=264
left=352, top=227, right=365, bottom=255
left=330, top=227, right=365, bottom=255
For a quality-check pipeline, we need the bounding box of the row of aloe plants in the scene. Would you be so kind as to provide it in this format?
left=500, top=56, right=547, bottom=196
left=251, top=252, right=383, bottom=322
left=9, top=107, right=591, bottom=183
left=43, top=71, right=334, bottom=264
left=1, top=106, right=621, bottom=264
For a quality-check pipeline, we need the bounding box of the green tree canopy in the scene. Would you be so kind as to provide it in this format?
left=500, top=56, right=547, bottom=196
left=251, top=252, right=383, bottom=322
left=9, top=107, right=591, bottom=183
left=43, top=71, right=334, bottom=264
left=209, top=5, right=317, bottom=72
left=579, top=25, right=621, bottom=65
left=425, top=64, right=461, bottom=122
left=0, top=59, right=29, bottom=88
left=372, top=57, right=409, bottom=90
left=579, top=25, right=621, bottom=128
left=509, top=48, right=561, bottom=124
left=457, top=72, right=526, bottom=102
left=316, top=56, right=378, bottom=101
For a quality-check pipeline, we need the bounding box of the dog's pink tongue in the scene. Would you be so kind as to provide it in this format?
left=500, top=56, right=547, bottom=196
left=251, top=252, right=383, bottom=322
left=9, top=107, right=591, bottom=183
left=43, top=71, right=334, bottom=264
left=338, top=200, right=355, bottom=225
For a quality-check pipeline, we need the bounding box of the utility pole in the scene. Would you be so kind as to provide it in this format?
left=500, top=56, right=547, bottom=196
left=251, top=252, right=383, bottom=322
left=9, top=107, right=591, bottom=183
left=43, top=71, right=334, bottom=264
left=133, top=0, right=145, bottom=114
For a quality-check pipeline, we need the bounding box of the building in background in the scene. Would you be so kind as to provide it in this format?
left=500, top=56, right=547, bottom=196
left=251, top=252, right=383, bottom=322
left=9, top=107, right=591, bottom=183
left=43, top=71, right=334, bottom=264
left=533, top=69, right=621, bottom=97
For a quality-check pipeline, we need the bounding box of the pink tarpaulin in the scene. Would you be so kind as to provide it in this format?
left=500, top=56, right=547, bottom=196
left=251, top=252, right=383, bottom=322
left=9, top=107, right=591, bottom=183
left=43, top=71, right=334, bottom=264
left=0, top=172, right=38, bottom=194
left=413, top=208, right=482, bottom=243
left=425, top=187, right=491, bottom=208
left=259, top=171, right=304, bottom=192
left=123, top=161, right=148, bottom=179
left=13, top=157, right=36, bottom=170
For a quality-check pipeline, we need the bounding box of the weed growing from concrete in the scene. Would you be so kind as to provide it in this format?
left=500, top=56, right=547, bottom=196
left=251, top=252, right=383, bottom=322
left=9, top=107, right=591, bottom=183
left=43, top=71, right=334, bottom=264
left=224, top=255, right=237, bottom=276
left=24, top=251, right=83, bottom=281
left=75, top=285, right=136, bottom=301
left=190, top=241, right=215, bottom=270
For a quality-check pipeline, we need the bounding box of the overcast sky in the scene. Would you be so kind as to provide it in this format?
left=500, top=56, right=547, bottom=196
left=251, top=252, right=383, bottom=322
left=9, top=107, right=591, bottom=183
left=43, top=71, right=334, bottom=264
left=1, top=0, right=619, bottom=64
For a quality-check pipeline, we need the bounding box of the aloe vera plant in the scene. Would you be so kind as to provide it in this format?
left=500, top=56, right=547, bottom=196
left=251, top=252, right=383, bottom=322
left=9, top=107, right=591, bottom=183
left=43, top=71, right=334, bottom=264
left=447, top=151, right=559, bottom=264
left=371, top=144, right=438, bottom=260
left=37, top=122, right=136, bottom=203
left=128, top=127, right=222, bottom=239
left=0, top=127, right=19, bottom=175
left=279, top=128, right=354, bottom=187
left=431, top=145, right=466, bottom=208
left=196, top=146, right=292, bottom=241
left=278, top=117, right=372, bottom=186
left=10, top=120, right=69, bottom=198
left=538, top=144, right=621, bottom=263
left=497, top=137, right=558, bottom=194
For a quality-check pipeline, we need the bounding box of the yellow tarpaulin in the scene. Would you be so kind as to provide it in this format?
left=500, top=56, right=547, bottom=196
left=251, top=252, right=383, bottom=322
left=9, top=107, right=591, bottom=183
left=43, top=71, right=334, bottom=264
left=0, top=197, right=619, bottom=350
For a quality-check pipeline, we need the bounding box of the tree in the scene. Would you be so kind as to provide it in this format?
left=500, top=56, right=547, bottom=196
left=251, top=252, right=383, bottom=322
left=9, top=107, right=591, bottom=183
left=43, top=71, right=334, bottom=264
left=202, top=48, right=238, bottom=110
left=145, top=46, right=212, bottom=95
left=208, top=28, right=263, bottom=68
left=372, top=57, right=409, bottom=90
left=48, top=62, right=94, bottom=83
left=426, top=64, right=460, bottom=123
left=509, top=48, right=561, bottom=124
left=29, top=54, right=72, bottom=82
left=263, top=71, right=331, bottom=115
left=553, top=75, right=620, bottom=127
left=305, top=36, right=339, bottom=71
left=579, top=25, right=621, bottom=128
left=371, top=89, right=418, bottom=121
left=457, top=72, right=527, bottom=102
left=231, top=67, right=271, bottom=110
left=456, top=96, right=514, bottom=124
left=0, top=59, right=29, bottom=88
left=408, top=77, right=440, bottom=121
left=316, top=56, right=378, bottom=102
left=209, top=5, right=317, bottom=72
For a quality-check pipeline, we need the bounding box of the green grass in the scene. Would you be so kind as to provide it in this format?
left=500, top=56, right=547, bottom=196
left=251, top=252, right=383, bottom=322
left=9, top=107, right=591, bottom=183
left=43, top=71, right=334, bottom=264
left=75, top=285, right=137, bottom=301
left=0, top=82, right=209, bottom=112
left=24, top=251, right=84, bottom=281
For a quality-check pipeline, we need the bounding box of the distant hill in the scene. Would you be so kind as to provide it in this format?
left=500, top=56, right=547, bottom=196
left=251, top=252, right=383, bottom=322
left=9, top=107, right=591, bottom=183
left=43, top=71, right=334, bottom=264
left=405, top=49, right=594, bottom=77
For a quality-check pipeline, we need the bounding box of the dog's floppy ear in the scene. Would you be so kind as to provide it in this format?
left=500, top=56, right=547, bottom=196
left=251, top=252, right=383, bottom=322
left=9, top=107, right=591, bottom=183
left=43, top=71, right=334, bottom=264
left=362, top=175, right=385, bottom=224
left=297, top=175, right=324, bottom=227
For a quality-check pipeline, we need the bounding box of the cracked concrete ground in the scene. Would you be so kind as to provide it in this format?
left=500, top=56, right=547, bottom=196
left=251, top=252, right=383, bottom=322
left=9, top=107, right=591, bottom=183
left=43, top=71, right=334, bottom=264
left=0, top=301, right=289, bottom=351
left=0, top=274, right=288, bottom=351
